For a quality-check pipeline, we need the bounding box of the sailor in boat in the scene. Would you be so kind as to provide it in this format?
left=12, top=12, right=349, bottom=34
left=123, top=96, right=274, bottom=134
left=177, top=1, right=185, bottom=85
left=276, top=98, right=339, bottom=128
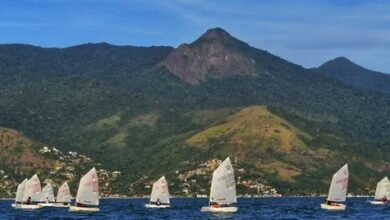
left=149, top=198, right=170, bottom=207
left=209, top=198, right=235, bottom=208
left=210, top=202, right=221, bottom=208
left=324, top=199, right=339, bottom=207
left=76, top=202, right=86, bottom=207
left=382, top=196, right=388, bottom=204
left=26, top=197, right=32, bottom=205
left=45, top=197, right=49, bottom=203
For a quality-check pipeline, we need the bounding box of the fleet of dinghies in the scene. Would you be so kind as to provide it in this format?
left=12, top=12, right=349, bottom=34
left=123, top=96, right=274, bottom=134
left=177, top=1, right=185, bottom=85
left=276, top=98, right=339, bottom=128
left=12, top=174, right=73, bottom=210
left=10, top=160, right=390, bottom=213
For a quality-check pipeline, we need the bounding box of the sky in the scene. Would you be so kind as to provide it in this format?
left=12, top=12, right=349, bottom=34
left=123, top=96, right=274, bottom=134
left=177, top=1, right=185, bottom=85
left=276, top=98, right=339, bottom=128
left=1, top=0, right=389, bottom=72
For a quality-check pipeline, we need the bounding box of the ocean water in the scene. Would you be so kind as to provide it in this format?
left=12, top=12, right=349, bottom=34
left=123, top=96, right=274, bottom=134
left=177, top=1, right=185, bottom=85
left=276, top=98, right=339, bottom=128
left=1, top=197, right=389, bottom=219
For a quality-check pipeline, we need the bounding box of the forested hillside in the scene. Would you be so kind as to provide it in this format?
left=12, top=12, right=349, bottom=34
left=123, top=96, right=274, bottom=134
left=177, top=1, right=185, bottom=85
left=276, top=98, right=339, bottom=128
left=1, top=28, right=390, bottom=195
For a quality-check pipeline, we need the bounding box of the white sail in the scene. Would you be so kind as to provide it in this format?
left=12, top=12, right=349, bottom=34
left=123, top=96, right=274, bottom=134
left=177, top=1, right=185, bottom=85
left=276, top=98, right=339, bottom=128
left=209, top=157, right=237, bottom=205
left=374, top=177, right=390, bottom=200
left=76, top=167, right=99, bottom=206
left=41, top=183, right=55, bottom=202
left=57, top=182, right=72, bottom=203
left=327, top=164, right=349, bottom=202
left=15, top=179, right=28, bottom=203
left=150, top=176, right=170, bottom=204
left=23, top=174, right=42, bottom=202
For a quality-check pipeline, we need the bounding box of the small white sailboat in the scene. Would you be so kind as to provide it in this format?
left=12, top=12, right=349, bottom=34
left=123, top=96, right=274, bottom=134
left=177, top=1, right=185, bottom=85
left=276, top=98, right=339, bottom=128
left=201, top=157, right=238, bottom=213
left=370, top=177, right=390, bottom=205
left=321, top=164, right=349, bottom=211
left=145, top=176, right=171, bottom=208
left=18, top=174, right=43, bottom=209
left=54, top=182, right=72, bottom=207
left=69, top=168, right=100, bottom=212
left=12, top=178, right=28, bottom=208
left=38, top=183, right=56, bottom=207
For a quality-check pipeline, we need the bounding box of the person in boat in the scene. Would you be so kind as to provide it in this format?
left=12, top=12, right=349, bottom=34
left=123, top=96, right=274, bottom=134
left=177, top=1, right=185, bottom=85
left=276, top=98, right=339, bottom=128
left=46, top=197, right=49, bottom=203
left=26, top=197, right=31, bottom=205
left=209, top=202, right=221, bottom=208
left=76, top=202, right=86, bottom=207
left=156, top=199, right=161, bottom=206
left=325, top=199, right=338, bottom=206
left=382, top=196, right=388, bottom=204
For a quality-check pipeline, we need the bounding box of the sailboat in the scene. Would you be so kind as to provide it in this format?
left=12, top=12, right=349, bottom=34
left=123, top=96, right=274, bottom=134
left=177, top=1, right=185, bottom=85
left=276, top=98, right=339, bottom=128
left=370, top=177, right=390, bottom=205
left=145, top=176, right=171, bottom=208
left=18, top=174, right=43, bottom=209
left=201, top=157, right=238, bottom=213
left=54, top=182, right=72, bottom=207
left=69, top=167, right=100, bottom=212
left=321, top=164, right=349, bottom=211
left=38, top=183, right=56, bottom=207
left=11, top=178, right=28, bottom=208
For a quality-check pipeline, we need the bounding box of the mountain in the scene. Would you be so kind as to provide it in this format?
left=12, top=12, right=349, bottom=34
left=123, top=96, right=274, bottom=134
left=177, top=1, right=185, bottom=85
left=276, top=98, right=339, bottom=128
left=315, top=57, right=390, bottom=94
left=1, top=27, right=390, bottom=195
left=161, top=27, right=257, bottom=84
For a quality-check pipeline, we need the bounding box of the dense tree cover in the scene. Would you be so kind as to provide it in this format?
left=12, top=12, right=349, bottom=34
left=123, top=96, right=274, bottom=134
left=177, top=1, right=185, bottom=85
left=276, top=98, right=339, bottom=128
left=1, top=40, right=390, bottom=194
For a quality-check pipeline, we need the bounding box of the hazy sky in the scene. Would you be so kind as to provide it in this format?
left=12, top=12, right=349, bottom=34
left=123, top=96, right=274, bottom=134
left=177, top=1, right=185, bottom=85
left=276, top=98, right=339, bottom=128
left=1, top=0, right=389, bottom=72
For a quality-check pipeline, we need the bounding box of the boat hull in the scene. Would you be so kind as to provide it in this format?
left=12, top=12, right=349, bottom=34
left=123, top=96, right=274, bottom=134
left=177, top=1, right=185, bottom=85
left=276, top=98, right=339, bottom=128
left=145, top=204, right=170, bottom=208
left=69, top=206, right=100, bottom=212
left=320, top=203, right=346, bottom=211
left=370, top=200, right=387, bottom=205
left=201, top=206, right=238, bottom=213
left=53, top=203, right=71, bottom=208
left=13, top=204, right=43, bottom=209
left=38, top=203, right=70, bottom=208
left=38, top=203, right=56, bottom=207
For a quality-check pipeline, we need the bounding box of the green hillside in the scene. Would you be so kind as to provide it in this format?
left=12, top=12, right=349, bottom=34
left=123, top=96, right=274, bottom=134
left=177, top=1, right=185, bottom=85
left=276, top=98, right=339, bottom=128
left=1, top=28, right=390, bottom=195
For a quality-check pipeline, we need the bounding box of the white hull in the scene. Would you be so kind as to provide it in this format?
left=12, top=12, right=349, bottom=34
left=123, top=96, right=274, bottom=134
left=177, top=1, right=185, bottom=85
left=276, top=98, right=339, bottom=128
left=321, top=203, right=346, bottom=211
left=14, top=204, right=43, bottom=209
left=370, top=200, right=387, bottom=205
left=38, top=203, right=56, bottom=207
left=53, top=203, right=71, bottom=208
left=145, top=204, right=170, bottom=208
left=201, top=206, right=238, bottom=213
left=69, top=206, right=100, bottom=212
left=38, top=203, right=70, bottom=208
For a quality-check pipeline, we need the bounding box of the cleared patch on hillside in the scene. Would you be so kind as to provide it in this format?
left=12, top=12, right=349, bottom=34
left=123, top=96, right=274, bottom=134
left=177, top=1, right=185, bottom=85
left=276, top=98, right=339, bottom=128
left=0, top=127, right=54, bottom=171
left=185, top=106, right=341, bottom=182
left=256, top=160, right=301, bottom=182
left=186, top=106, right=310, bottom=152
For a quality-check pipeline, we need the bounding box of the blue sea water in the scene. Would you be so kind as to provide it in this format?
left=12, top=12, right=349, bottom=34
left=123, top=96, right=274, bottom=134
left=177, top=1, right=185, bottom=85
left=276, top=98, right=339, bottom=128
left=1, top=197, right=389, bottom=219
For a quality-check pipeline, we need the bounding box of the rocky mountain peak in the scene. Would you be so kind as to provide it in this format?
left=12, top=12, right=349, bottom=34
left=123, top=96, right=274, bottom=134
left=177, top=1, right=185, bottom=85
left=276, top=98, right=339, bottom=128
left=161, top=27, right=257, bottom=84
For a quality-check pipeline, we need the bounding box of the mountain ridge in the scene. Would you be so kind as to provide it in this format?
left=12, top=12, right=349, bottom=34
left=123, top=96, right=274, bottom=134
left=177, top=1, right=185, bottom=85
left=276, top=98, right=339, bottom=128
left=314, top=56, right=390, bottom=94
